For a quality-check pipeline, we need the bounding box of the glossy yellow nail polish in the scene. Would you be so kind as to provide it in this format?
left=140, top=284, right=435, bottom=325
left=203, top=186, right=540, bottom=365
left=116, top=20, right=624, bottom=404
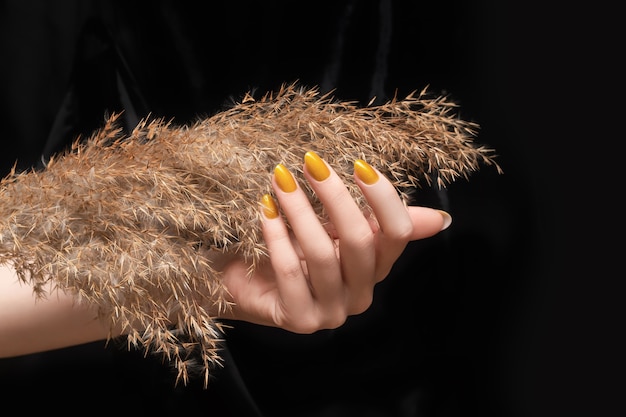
left=304, top=151, right=330, bottom=181
left=260, top=194, right=279, bottom=219
left=354, top=159, right=379, bottom=185
left=274, top=164, right=297, bottom=192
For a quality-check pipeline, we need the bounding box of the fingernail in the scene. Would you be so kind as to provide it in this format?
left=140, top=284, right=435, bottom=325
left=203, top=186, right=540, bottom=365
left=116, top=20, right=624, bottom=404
left=437, top=210, right=452, bottom=231
left=304, top=151, right=330, bottom=181
left=260, top=194, right=279, bottom=219
left=274, top=164, right=297, bottom=193
left=354, top=159, right=379, bottom=185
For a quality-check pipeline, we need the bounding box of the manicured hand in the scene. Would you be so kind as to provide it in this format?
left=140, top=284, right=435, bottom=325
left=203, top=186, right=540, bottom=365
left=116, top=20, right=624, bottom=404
left=219, top=151, right=451, bottom=333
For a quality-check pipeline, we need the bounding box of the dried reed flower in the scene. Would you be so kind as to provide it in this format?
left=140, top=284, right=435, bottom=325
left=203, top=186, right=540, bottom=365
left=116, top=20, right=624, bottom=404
left=0, top=83, right=500, bottom=387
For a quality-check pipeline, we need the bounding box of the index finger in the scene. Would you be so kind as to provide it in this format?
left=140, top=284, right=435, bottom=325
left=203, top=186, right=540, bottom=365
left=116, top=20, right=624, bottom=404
left=354, top=160, right=451, bottom=240
left=352, top=159, right=451, bottom=278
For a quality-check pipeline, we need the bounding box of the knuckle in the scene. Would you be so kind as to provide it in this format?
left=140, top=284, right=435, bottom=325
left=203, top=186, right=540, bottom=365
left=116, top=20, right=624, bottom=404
left=289, top=310, right=349, bottom=334
left=326, top=313, right=348, bottom=330
left=342, top=224, right=374, bottom=252
left=386, top=219, right=414, bottom=241
left=295, top=316, right=326, bottom=334
left=353, top=229, right=375, bottom=251
left=309, top=246, right=339, bottom=266
left=348, top=291, right=374, bottom=315
left=277, top=261, right=303, bottom=281
left=322, top=309, right=348, bottom=329
left=323, top=305, right=349, bottom=330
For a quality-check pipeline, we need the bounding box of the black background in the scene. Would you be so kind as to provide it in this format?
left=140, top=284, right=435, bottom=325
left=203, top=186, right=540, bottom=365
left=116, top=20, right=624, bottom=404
left=0, top=1, right=622, bottom=416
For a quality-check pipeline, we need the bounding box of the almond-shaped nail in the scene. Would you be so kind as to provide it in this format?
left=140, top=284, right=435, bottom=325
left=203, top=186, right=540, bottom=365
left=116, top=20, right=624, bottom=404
left=304, top=151, right=330, bottom=181
left=354, top=159, right=379, bottom=185
left=274, top=164, right=297, bottom=193
left=437, top=210, right=452, bottom=231
left=260, top=194, right=279, bottom=219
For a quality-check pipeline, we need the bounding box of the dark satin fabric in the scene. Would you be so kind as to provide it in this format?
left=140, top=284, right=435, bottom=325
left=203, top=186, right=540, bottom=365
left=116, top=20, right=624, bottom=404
left=0, top=2, right=534, bottom=416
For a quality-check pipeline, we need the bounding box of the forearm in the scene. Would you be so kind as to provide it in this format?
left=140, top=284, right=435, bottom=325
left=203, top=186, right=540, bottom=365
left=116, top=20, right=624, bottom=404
left=0, top=264, right=115, bottom=358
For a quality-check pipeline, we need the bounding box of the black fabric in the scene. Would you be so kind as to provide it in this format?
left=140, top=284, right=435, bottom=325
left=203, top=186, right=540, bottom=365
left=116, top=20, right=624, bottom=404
left=0, top=1, right=555, bottom=416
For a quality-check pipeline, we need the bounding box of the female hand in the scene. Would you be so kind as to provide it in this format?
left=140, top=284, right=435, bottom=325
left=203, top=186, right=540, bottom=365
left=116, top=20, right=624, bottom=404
left=218, top=151, right=451, bottom=333
left=0, top=151, right=450, bottom=357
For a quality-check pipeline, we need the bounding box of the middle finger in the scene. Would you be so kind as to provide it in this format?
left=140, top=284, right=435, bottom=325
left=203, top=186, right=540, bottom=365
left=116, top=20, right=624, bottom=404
left=302, top=151, right=376, bottom=300
left=272, top=163, right=344, bottom=305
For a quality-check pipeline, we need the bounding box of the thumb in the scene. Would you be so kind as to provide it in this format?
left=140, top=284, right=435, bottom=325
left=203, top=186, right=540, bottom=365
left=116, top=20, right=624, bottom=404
left=407, top=206, right=452, bottom=240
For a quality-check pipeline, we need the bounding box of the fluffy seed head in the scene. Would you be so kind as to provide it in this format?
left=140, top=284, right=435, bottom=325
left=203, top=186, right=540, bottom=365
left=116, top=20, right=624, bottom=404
left=0, top=83, right=500, bottom=387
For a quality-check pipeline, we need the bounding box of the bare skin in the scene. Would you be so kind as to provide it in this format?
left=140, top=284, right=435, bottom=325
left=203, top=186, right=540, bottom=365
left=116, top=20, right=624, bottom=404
left=0, top=154, right=450, bottom=357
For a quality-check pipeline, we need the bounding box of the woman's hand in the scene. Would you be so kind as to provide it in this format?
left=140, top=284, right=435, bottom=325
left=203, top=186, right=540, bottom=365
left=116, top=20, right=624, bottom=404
left=218, top=151, right=451, bottom=333
left=0, top=151, right=450, bottom=358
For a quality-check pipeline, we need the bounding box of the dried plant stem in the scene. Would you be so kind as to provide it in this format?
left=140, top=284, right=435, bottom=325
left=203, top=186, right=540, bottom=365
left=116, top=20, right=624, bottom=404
left=0, top=83, right=499, bottom=387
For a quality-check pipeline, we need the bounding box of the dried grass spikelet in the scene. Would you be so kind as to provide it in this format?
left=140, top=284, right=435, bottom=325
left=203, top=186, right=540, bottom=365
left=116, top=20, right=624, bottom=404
left=0, top=83, right=499, bottom=387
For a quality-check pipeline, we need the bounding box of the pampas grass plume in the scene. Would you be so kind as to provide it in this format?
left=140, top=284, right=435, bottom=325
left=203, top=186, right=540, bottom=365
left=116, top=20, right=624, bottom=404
left=0, top=83, right=500, bottom=387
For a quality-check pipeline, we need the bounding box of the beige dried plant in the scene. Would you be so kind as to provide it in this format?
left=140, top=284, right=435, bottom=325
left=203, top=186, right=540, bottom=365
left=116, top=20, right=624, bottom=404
left=0, top=83, right=500, bottom=387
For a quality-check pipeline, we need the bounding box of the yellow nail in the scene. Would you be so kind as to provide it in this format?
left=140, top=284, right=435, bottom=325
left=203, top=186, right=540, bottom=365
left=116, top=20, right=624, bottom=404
left=260, top=194, right=279, bottom=219
left=274, top=164, right=297, bottom=192
left=304, top=151, right=330, bottom=181
left=354, top=159, right=379, bottom=185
